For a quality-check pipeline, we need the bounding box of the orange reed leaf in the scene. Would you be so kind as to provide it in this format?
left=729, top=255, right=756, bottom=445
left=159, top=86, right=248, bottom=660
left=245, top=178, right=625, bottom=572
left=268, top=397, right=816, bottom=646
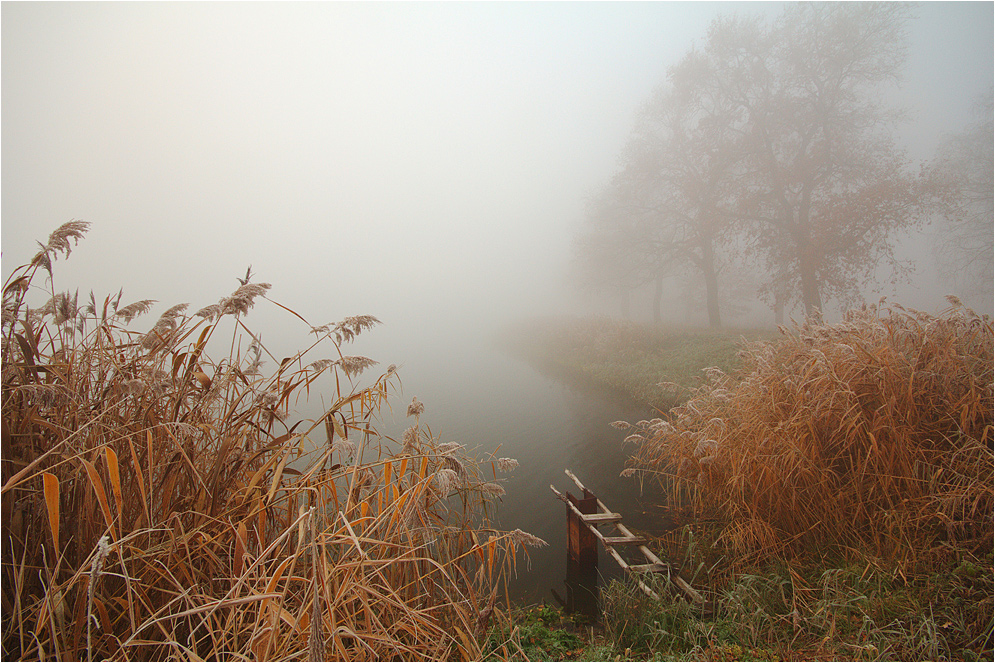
left=42, top=472, right=59, bottom=550
left=246, top=452, right=282, bottom=495
left=171, top=352, right=187, bottom=380
left=81, top=458, right=114, bottom=536
left=127, top=437, right=150, bottom=527
left=259, top=555, right=295, bottom=659
left=263, top=556, right=294, bottom=604
left=257, top=497, right=267, bottom=542
left=267, top=451, right=289, bottom=505
left=193, top=371, right=212, bottom=389
left=105, top=446, right=123, bottom=523
left=234, top=521, right=247, bottom=577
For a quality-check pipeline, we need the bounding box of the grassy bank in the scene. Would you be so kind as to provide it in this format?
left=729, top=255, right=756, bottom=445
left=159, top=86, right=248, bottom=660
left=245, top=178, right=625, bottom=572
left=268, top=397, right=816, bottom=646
left=500, top=316, right=775, bottom=411
left=2, top=223, right=545, bottom=661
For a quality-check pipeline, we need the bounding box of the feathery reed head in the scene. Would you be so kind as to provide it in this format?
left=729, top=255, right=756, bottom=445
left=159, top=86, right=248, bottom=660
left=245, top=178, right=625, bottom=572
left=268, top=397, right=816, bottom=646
left=509, top=528, right=548, bottom=548
left=115, top=299, right=157, bottom=323
left=220, top=282, right=271, bottom=316
left=338, top=355, right=378, bottom=378
left=496, top=457, right=519, bottom=472
left=31, top=220, right=90, bottom=274
left=407, top=396, right=425, bottom=417
left=479, top=482, right=507, bottom=498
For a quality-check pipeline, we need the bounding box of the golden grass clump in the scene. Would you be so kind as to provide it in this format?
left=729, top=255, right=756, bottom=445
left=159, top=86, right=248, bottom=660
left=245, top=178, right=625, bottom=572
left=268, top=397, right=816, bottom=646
left=2, top=222, right=540, bottom=661
left=624, top=301, right=993, bottom=562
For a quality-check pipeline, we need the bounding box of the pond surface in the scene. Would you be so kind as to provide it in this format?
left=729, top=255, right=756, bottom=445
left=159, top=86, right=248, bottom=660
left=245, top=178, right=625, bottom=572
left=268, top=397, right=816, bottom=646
left=353, top=325, right=673, bottom=609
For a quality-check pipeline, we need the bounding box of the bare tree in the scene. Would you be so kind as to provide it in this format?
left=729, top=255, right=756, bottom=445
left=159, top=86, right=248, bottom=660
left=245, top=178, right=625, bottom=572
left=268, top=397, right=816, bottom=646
left=577, top=45, right=750, bottom=328
left=717, top=3, right=927, bottom=315
left=929, top=89, right=994, bottom=300
left=612, top=63, right=738, bottom=327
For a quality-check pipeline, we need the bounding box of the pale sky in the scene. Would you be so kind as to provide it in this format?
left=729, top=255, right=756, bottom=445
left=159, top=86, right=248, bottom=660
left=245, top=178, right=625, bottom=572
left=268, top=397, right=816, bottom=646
left=2, top=1, right=992, bottom=357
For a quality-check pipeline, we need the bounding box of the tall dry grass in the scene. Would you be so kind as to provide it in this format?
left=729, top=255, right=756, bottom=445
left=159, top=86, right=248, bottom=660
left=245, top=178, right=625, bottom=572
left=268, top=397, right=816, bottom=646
left=1, top=222, right=543, bottom=661
left=621, top=301, right=993, bottom=563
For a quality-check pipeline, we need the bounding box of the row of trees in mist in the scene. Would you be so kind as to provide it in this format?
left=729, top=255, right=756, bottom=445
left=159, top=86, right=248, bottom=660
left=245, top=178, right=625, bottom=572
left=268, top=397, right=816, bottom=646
left=574, top=3, right=993, bottom=327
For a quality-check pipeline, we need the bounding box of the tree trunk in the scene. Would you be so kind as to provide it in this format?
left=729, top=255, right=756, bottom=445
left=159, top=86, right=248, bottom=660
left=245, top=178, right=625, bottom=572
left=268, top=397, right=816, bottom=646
left=652, top=274, right=663, bottom=324
left=799, top=254, right=822, bottom=317
left=700, top=241, right=722, bottom=329
left=797, top=183, right=822, bottom=317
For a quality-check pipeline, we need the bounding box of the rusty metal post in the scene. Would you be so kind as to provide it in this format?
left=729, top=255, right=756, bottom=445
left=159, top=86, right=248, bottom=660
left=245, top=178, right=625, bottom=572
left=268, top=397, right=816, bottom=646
left=566, top=488, right=599, bottom=570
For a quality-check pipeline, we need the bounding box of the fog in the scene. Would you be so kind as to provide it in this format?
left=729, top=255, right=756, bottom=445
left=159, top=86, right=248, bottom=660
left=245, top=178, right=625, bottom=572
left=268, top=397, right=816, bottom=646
left=2, top=2, right=992, bottom=361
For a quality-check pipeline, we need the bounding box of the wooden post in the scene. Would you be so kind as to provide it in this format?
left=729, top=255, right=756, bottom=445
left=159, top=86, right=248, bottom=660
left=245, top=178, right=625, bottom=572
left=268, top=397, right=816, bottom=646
left=561, top=549, right=600, bottom=618
left=566, top=489, right=598, bottom=569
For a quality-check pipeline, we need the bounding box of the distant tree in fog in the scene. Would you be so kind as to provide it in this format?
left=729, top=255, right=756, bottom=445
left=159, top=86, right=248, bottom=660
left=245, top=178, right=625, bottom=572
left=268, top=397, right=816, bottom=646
left=620, top=48, right=754, bottom=328
left=572, top=173, right=669, bottom=319
left=929, top=89, right=994, bottom=301
left=577, top=3, right=931, bottom=324
left=722, top=3, right=928, bottom=316
left=574, top=41, right=752, bottom=328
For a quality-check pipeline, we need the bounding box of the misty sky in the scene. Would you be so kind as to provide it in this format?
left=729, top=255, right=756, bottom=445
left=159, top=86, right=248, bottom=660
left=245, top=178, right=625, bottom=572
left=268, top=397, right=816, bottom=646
left=2, top=1, right=993, bottom=356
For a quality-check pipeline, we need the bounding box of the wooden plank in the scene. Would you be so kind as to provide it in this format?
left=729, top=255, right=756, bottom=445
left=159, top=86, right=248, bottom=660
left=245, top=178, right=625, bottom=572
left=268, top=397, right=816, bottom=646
left=566, top=490, right=598, bottom=567
left=602, top=535, right=648, bottom=546
left=629, top=563, right=669, bottom=574
left=581, top=512, right=623, bottom=524
left=602, top=538, right=661, bottom=601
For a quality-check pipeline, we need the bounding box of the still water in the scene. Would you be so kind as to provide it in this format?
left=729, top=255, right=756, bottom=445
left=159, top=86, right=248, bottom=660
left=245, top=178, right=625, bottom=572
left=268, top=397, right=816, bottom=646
left=352, top=325, right=670, bottom=608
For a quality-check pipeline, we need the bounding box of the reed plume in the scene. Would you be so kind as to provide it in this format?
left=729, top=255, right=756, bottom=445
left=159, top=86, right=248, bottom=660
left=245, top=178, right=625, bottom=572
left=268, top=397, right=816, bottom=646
left=31, top=220, right=90, bottom=275
left=408, top=396, right=426, bottom=417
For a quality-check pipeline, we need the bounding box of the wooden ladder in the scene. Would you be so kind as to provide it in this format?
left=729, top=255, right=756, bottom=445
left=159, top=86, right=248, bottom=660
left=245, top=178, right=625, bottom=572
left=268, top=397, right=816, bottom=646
left=551, top=469, right=703, bottom=605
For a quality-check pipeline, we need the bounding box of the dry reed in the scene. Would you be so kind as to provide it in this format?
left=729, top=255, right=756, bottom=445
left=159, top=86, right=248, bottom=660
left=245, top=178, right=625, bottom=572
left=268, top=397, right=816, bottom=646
left=623, top=301, right=993, bottom=563
left=1, top=222, right=539, bottom=660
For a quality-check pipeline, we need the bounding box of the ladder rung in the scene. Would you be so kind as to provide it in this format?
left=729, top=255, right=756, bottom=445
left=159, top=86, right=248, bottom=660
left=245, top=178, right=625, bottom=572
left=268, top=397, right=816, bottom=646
left=581, top=512, right=623, bottom=524
left=628, top=562, right=668, bottom=574
left=602, top=536, right=648, bottom=546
